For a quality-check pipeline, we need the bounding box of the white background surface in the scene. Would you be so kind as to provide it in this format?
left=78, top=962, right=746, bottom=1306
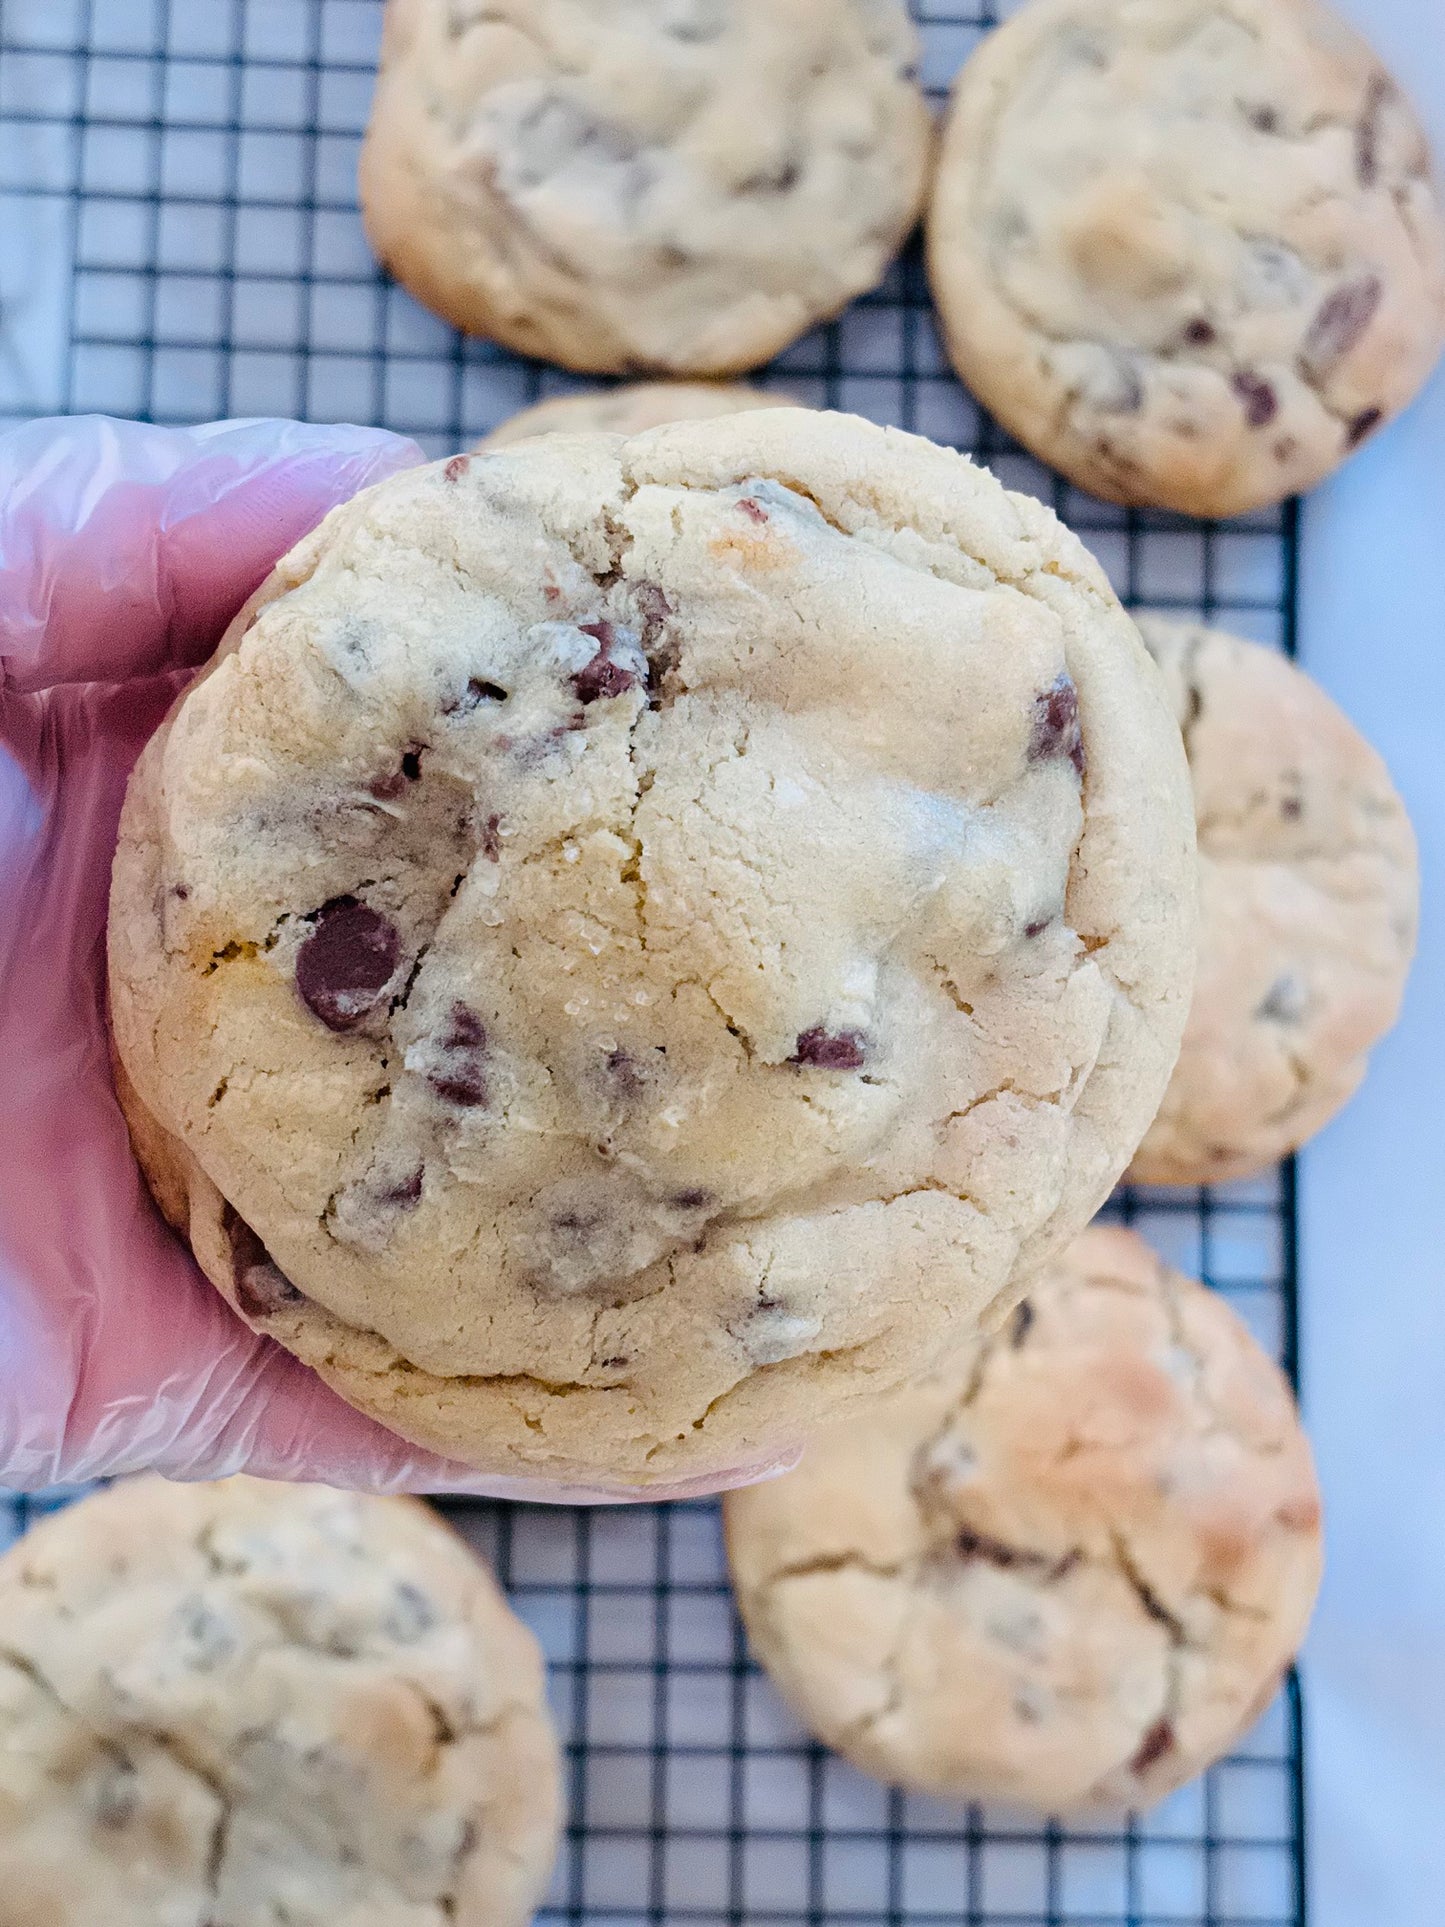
left=1301, top=5, right=1445, bottom=1922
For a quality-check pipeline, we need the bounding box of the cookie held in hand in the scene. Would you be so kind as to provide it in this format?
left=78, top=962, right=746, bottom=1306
left=927, top=0, right=1445, bottom=517
left=108, top=410, right=1196, bottom=1488
left=725, top=1225, right=1322, bottom=1814
left=0, top=1477, right=561, bottom=1924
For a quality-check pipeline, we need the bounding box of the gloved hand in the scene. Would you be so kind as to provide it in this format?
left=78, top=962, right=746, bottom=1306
left=0, top=415, right=796, bottom=1502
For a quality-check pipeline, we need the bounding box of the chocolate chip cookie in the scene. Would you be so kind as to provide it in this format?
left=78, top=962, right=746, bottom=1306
left=724, top=1225, right=1322, bottom=1814
left=480, top=380, right=794, bottom=448
left=361, top=0, right=931, bottom=376
left=108, top=409, right=1196, bottom=1489
left=1131, top=615, right=1417, bottom=1186
left=926, top=0, right=1445, bottom=517
left=0, top=1477, right=561, bottom=1925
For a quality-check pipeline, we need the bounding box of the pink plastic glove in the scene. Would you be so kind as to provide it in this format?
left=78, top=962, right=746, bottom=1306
left=0, top=416, right=796, bottom=1502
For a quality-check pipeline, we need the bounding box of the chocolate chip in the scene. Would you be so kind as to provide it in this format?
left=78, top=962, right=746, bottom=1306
left=1130, top=1719, right=1176, bottom=1775
left=1182, top=317, right=1217, bottom=346
left=599, top=1355, right=631, bottom=1370
left=1009, top=1299, right=1035, bottom=1347
left=449, top=677, right=508, bottom=713
left=1280, top=795, right=1303, bottom=820
left=1347, top=405, right=1384, bottom=447
left=480, top=811, right=503, bottom=861
left=572, top=618, right=642, bottom=703
left=224, top=1206, right=304, bottom=1321
left=428, top=1002, right=488, bottom=1106
left=1024, top=918, right=1049, bottom=939
left=1246, top=104, right=1280, bottom=133
left=1231, top=370, right=1278, bottom=427
left=790, top=1027, right=866, bottom=1070
left=368, top=744, right=425, bottom=799
left=1254, top=974, right=1307, bottom=1024
left=401, top=747, right=423, bottom=781
left=444, top=454, right=471, bottom=481
left=1356, top=74, right=1392, bottom=186
left=172, top=884, right=190, bottom=901
left=1029, top=674, right=1085, bottom=776
left=670, top=1188, right=711, bottom=1211
left=633, top=582, right=673, bottom=643
left=383, top=1166, right=425, bottom=1208
left=1301, top=275, right=1382, bottom=380
left=295, top=897, right=400, bottom=1031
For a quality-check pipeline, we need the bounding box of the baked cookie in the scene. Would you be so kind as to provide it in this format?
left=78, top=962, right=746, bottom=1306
left=359, top=0, right=930, bottom=375
left=480, top=381, right=793, bottom=448
left=0, top=1477, right=561, bottom=1925
left=724, top=1225, right=1322, bottom=1814
left=1131, top=615, right=1417, bottom=1185
left=108, top=409, right=1196, bottom=1490
left=926, top=0, right=1445, bottom=517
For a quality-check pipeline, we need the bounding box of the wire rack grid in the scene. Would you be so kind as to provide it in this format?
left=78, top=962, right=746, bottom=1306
left=0, top=2, right=1304, bottom=1923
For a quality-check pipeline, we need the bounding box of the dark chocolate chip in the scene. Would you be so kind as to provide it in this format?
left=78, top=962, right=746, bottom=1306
left=790, top=1027, right=866, bottom=1070
left=224, top=1206, right=304, bottom=1321
left=368, top=744, right=425, bottom=799
left=1182, top=317, right=1217, bottom=346
left=428, top=1002, right=488, bottom=1107
left=295, top=897, right=401, bottom=1031
left=383, top=1166, right=425, bottom=1208
left=448, top=677, right=508, bottom=713
left=401, top=747, right=423, bottom=781
left=444, top=453, right=471, bottom=481
left=1009, top=1299, right=1035, bottom=1348
left=1347, top=405, right=1384, bottom=447
left=1356, top=74, right=1392, bottom=187
left=1131, top=1719, right=1176, bottom=1775
left=1231, top=370, right=1279, bottom=427
left=172, top=884, right=190, bottom=901
left=1029, top=674, right=1086, bottom=776
left=1301, top=275, right=1382, bottom=379
left=1024, top=918, right=1050, bottom=939
left=1246, top=103, right=1280, bottom=133
left=736, top=496, right=769, bottom=524
left=670, top=1188, right=711, bottom=1211
left=1280, top=795, right=1303, bottom=820
left=599, top=1355, right=631, bottom=1370
left=572, top=618, right=642, bottom=703
left=480, top=811, right=503, bottom=861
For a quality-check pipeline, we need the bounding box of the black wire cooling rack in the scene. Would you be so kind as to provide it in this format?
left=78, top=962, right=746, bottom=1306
left=0, top=2, right=1305, bottom=1922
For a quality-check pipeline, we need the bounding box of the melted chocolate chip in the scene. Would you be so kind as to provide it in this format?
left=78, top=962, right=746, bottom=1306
left=1182, top=317, right=1217, bottom=346
left=572, top=618, right=642, bottom=703
left=1130, top=1719, right=1176, bottom=1775
left=1246, top=103, right=1280, bottom=133
left=444, top=454, right=471, bottom=481
left=1231, top=370, right=1279, bottom=427
left=1029, top=675, right=1086, bottom=775
left=1009, top=1299, right=1035, bottom=1348
left=1356, top=74, right=1392, bottom=187
left=224, top=1206, right=304, bottom=1321
left=1280, top=795, right=1303, bottom=820
left=295, top=898, right=400, bottom=1032
left=428, top=1002, right=488, bottom=1106
left=633, top=581, right=673, bottom=644
left=790, top=1027, right=866, bottom=1070
left=383, top=1166, right=425, bottom=1208
left=1301, top=275, right=1382, bottom=379
left=1348, top=405, right=1384, bottom=447
left=736, top=496, right=769, bottom=524
left=670, top=1188, right=711, bottom=1211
